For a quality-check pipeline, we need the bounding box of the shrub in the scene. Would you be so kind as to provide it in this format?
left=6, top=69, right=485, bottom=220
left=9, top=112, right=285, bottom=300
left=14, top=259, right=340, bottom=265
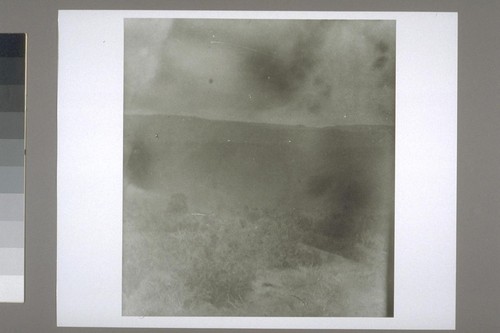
left=167, top=192, right=188, bottom=214
left=125, top=140, right=152, bottom=189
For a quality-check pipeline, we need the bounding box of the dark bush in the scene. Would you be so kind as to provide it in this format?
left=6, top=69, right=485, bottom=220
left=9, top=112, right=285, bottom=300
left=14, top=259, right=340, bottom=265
left=167, top=193, right=188, bottom=214
left=125, top=141, right=152, bottom=188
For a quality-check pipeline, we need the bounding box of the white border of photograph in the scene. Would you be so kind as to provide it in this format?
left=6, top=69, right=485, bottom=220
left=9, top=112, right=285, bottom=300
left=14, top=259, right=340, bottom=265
left=57, top=10, right=457, bottom=329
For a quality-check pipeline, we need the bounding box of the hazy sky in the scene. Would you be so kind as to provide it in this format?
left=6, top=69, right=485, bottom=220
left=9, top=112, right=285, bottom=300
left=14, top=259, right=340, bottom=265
left=124, top=19, right=395, bottom=126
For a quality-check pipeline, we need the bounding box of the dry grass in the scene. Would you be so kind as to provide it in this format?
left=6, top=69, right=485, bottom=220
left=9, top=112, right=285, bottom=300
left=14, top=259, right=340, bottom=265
left=122, top=188, right=390, bottom=317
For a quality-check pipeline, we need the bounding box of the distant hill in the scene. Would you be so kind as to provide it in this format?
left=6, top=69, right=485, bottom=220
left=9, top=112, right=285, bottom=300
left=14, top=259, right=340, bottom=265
left=124, top=114, right=394, bottom=147
left=124, top=114, right=394, bottom=221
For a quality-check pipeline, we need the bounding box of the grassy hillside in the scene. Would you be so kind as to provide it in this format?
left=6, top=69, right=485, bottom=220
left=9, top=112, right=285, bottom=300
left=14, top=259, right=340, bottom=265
left=122, top=114, right=394, bottom=316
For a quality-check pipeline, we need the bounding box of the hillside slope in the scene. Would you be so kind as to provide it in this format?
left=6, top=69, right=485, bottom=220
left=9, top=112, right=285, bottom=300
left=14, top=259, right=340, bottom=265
left=124, top=114, right=394, bottom=224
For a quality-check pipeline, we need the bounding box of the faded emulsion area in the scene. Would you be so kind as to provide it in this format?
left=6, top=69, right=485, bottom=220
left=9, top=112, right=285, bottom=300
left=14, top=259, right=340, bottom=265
left=122, top=19, right=395, bottom=317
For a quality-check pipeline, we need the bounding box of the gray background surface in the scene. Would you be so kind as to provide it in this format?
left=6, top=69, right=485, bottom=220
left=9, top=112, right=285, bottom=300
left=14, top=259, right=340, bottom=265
left=0, top=0, right=498, bottom=332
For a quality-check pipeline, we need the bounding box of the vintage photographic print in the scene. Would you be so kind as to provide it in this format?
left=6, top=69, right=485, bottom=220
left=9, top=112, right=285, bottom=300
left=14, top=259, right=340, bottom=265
left=122, top=18, right=395, bottom=317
